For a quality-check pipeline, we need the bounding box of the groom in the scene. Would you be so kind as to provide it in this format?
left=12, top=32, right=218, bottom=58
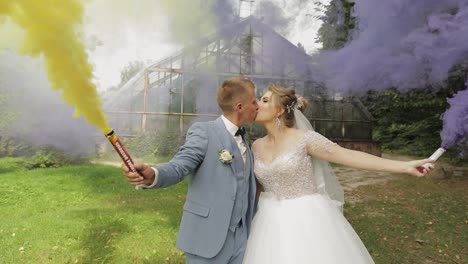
left=122, top=77, right=259, bottom=263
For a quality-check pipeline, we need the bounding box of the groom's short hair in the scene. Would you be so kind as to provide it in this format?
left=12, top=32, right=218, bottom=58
left=217, top=77, right=255, bottom=113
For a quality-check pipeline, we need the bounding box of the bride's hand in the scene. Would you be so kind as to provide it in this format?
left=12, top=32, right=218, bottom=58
left=403, top=159, right=434, bottom=177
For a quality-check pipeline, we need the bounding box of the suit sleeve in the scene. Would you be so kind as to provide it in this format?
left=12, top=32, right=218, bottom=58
left=151, top=122, right=208, bottom=188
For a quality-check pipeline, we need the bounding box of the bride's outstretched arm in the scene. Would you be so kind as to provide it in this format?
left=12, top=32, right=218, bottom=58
left=305, top=132, right=433, bottom=177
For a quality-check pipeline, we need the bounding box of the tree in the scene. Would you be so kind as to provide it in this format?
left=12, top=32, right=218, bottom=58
left=119, top=60, right=145, bottom=87
left=315, top=0, right=355, bottom=50
left=360, top=65, right=467, bottom=156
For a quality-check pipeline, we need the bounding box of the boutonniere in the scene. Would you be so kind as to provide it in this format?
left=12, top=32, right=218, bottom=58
left=218, top=149, right=234, bottom=164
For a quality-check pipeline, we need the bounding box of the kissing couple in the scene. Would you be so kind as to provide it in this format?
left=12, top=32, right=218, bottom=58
left=122, top=77, right=433, bottom=264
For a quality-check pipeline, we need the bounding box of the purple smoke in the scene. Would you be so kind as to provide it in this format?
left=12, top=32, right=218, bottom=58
left=314, top=0, right=468, bottom=93
left=254, top=1, right=291, bottom=36
left=253, top=0, right=312, bottom=38
left=440, top=78, right=468, bottom=149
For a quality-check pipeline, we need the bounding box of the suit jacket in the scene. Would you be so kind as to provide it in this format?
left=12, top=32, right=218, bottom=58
left=151, top=117, right=257, bottom=258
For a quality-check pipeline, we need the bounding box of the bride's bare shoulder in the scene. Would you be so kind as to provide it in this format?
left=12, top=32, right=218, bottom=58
left=252, top=138, right=266, bottom=154
left=252, top=137, right=266, bottom=148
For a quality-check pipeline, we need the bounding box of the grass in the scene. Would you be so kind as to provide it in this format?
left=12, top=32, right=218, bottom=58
left=346, top=175, right=467, bottom=264
left=0, top=157, right=466, bottom=263
left=0, top=157, right=187, bottom=263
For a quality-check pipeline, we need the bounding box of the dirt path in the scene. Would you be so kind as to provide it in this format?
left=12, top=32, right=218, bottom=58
left=334, top=167, right=399, bottom=192
left=334, top=153, right=467, bottom=203
left=333, top=153, right=418, bottom=196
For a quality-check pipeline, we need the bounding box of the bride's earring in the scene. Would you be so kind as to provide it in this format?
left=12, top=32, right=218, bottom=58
left=276, top=116, right=281, bottom=129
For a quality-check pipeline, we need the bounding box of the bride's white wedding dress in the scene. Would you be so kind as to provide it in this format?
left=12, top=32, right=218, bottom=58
left=243, top=131, right=375, bottom=264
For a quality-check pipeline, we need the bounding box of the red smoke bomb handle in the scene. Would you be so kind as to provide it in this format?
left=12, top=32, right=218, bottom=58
left=416, top=148, right=446, bottom=174
left=417, top=164, right=430, bottom=173
left=106, top=130, right=144, bottom=190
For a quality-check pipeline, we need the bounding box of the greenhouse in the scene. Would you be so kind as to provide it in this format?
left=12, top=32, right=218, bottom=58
left=103, top=15, right=379, bottom=155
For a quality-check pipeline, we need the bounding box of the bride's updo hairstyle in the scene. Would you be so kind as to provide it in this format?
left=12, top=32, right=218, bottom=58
left=267, top=84, right=309, bottom=128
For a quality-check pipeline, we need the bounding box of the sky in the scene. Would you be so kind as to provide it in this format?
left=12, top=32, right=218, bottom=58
left=83, top=0, right=175, bottom=91
left=83, top=0, right=330, bottom=91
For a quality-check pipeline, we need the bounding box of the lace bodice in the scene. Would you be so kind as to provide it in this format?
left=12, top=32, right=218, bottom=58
left=253, top=131, right=336, bottom=199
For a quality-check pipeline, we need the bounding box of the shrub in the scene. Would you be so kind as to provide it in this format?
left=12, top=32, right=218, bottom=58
left=24, top=147, right=90, bottom=169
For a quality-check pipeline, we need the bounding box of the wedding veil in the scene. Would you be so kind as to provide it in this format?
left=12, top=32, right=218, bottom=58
left=294, top=109, right=345, bottom=212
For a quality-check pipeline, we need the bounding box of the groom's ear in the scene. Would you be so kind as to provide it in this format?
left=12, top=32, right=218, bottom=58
left=234, top=102, right=243, bottom=112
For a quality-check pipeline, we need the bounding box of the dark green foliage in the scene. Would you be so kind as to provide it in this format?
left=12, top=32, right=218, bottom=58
left=361, top=68, right=467, bottom=157
left=241, top=34, right=254, bottom=73
left=361, top=88, right=444, bottom=156
left=316, top=0, right=356, bottom=50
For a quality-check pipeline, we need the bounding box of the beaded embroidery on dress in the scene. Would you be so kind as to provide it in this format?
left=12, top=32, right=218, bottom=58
left=242, top=131, right=375, bottom=264
left=254, top=131, right=335, bottom=199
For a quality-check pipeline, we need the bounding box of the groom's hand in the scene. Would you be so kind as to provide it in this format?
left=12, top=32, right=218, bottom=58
left=122, top=162, right=155, bottom=186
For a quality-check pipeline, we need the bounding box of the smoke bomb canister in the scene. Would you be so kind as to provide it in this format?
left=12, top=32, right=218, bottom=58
left=105, top=129, right=143, bottom=190
left=417, top=147, right=446, bottom=173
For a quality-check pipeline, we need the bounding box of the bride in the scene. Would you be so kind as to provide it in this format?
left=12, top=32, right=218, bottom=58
left=242, top=84, right=433, bottom=264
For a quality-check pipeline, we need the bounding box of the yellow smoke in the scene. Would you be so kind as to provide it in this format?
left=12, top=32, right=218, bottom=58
left=0, top=18, right=25, bottom=52
left=0, top=0, right=110, bottom=133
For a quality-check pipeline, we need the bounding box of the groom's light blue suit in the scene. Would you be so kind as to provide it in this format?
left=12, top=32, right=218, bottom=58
left=149, top=117, right=256, bottom=262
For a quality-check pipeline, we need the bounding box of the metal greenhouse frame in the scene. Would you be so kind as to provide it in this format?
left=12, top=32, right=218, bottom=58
left=103, top=16, right=378, bottom=154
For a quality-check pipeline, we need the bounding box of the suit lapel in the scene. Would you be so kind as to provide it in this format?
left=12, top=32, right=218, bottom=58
left=212, top=117, right=242, bottom=175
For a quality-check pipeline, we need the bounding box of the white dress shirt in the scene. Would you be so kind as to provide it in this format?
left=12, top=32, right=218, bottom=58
left=221, top=115, right=247, bottom=163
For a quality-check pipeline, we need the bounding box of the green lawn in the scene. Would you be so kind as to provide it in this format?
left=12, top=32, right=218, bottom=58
left=0, top=157, right=187, bottom=263
left=0, top=157, right=466, bottom=263
left=346, top=175, right=467, bottom=264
